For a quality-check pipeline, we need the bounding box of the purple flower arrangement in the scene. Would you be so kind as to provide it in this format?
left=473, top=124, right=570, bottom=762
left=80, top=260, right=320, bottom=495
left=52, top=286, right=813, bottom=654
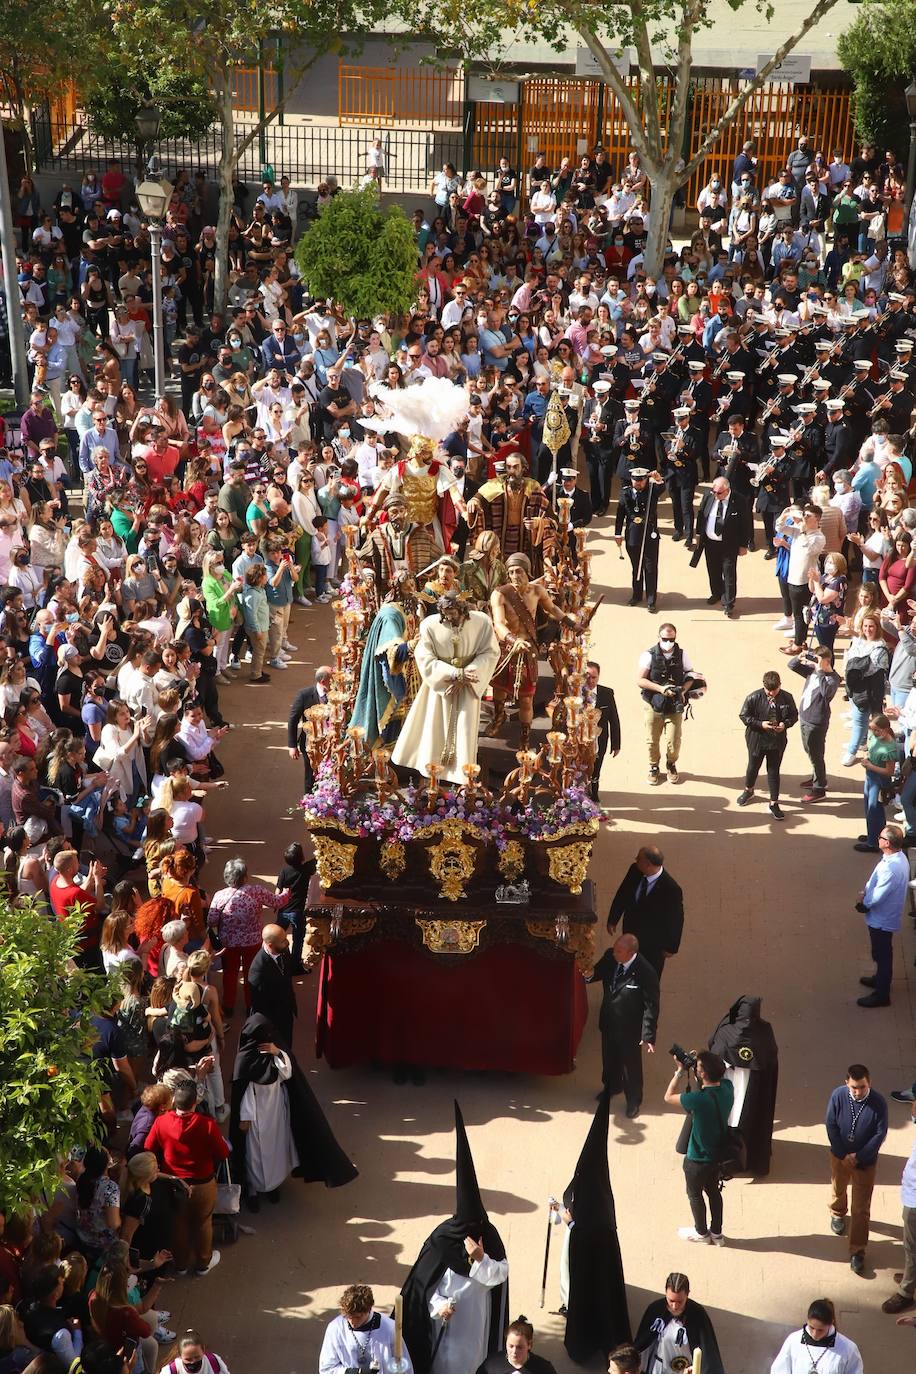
left=301, top=775, right=603, bottom=849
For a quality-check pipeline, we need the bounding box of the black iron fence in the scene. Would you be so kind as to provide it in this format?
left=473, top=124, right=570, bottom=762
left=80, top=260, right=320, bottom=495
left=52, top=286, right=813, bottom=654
left=30, top=106, right=464, bottom=197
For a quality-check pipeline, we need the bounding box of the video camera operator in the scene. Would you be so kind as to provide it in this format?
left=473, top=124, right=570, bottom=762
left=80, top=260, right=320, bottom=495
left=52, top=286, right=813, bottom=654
left=636, top=623, right=705, bottom=786
left=664, top=1048, right=733, bottom=1246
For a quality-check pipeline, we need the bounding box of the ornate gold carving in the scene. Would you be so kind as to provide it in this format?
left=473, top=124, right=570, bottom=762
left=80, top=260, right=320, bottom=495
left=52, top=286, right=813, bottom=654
left=423, top=820, right=480, bottom=901
left=379, top=840, right=406, bottom=881
left=498, top=840, right=526, bottom=882
left=304, top=917, right=331, bottom=966
left=303, top=912, right=377, bottom=966
left=312, top=834, right=357, bottom=889
left=546, top=840, right=593, bottom=895
left=417, top=919, right=486, bottom=954
left=525, top=919, right=595, bottom=976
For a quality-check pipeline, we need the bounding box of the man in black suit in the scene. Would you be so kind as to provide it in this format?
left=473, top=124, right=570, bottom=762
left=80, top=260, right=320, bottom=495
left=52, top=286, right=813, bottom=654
left=584, top=660, right=620, bottom=799
left=607, top=845, right=684, bottom=981
left=591, top=933, right=660, bottom=1118
left=247, top=922, right=297, bottom=1049
left=689, top=475, right=752, bottom=618
left=287, top=665, right=333, bottom=792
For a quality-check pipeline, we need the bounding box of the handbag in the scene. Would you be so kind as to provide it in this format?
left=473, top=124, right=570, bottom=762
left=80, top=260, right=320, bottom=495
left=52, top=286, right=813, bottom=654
left=215, top=1158, right=240, bottom=1215
left=712, top=1087, right=747, bottom=1180
left=867, top=213, right=886, bottom=241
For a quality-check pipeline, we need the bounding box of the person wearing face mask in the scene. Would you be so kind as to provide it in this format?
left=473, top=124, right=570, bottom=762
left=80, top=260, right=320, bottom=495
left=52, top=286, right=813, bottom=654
left=769, top=1298, right=862, bottom=1374
left=165, top=1328, right=232, bottom=1374
left=636, top=623, right=702, bottom=786
left=697, top=176, right=727, bottom=239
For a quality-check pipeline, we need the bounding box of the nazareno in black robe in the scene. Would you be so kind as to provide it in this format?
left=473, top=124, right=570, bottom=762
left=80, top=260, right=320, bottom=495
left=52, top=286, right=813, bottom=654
left=635, top=1296, right=724, bottom=1374
left=708, top=994, right=779, bottom=1176
left=400, top=1101, right=508, bottom=1374
left=228, top=1011, right=358, bottom=1191
left=563, top=1089, right=631, bottom=1363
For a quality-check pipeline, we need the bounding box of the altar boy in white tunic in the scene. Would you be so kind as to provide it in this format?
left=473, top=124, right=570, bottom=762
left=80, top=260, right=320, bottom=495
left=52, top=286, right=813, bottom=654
left=319, top=1284, right=413, bottom=1374
left=400, top=1103, right=509, bottom=1374
left=769, top=1298, right=863, bottom=1374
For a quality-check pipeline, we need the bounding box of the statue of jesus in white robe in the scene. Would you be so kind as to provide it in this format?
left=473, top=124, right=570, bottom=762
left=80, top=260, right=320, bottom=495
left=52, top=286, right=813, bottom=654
left=391, top=598, right=498, bottom=784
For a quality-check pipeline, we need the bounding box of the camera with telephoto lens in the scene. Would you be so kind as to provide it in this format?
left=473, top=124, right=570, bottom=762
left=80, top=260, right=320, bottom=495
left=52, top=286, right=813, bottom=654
left=670, top=1043, right=697, bottom=1071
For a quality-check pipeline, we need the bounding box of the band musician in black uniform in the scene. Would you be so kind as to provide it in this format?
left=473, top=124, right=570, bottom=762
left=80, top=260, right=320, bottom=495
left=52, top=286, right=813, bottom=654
left=787, top=403, right=824, bottom=502
left=754, top=434, right=793, bottom=557
left=615, top=467, right=664, bottom=612
left=582, top=379, right=616, bottom=515
left=713, top=413, right=758, bottom=503
left=659, top=408, right=700, bottom=547
left=818, top=397, right=857, bottom=480
left=613, top=400, right=654, bottom=486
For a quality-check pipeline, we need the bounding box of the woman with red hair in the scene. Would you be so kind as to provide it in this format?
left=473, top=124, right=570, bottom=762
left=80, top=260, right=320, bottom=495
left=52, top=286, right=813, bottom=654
left=133, top=896, right=176, bottom=977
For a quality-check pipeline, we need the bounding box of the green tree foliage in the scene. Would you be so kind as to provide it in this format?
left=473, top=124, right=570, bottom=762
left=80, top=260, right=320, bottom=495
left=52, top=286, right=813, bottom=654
left=0, top=899, right=112, bottom=1213
left=93, top=0, right=386, bottom=312
left=295, top=188, right=419, bottom=320
left=838, top=0, right=916, bottom=152
left=85, top=69, right=216, bottom=149
left=402, top=0, right=843, bottom=275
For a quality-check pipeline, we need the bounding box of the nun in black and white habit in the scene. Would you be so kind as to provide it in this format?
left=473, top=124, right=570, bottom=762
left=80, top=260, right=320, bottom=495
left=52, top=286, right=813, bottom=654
left=229, top=1011, right=358, bottom=1205
left=707, top=994, right=779, bottom=1177
left=400, top=1102, right=508, bottom=1374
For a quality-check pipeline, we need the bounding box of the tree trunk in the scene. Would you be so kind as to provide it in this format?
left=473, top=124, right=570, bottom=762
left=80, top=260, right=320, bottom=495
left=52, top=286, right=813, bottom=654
left=214, top=66, right=237, bottom=319
left=643, top=168, right=678, bottom=279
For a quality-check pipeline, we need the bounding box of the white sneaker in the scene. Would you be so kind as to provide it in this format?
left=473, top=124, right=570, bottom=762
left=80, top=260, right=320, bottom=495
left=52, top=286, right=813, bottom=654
left=154, top=1327, right=177, bottom=1342
left=269, top=658, right=289, bottom=670
left=277, top=651, right=292, bottom=661
left=318, top=592, right=333, bottom=603
left=782, top=628, right=796, bottom=637
left=709, top=1232, right=726, bottom=1246
left=772, top=616, right=791, bottom=631
left=678, top=1227, right=712, bottom=1244
left=283, top=641, right=298, bottom=652
left=195, top=1251, right=221, bottom=1276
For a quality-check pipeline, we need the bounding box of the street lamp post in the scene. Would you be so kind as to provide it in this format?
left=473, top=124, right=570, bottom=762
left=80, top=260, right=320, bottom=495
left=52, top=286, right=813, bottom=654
left=134, top=106, right=172, bottom=401
left=905, top=79, right=916, bottom=235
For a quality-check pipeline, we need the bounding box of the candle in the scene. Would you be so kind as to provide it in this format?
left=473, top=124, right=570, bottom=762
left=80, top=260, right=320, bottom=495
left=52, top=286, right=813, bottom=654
left=546, top=731, right=565, bottom=764
left=426, top=763, right=440, bottom=798
left=394, top=1295, right=403, bottom=1361
left=347, top=725, right=365, bottom=757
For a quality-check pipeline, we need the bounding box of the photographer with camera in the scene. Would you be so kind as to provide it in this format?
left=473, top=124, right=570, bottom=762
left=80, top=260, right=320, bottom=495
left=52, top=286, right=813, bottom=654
left=787, top=642, right=840, bottom=803
left=664, top=1049, right=734, bottom=1246
left=636, top=624, right=704, bottom=786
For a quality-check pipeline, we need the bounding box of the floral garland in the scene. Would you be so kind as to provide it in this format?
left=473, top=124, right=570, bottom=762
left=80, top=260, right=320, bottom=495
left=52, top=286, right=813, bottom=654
left=301, top=773, right=603, bottom=850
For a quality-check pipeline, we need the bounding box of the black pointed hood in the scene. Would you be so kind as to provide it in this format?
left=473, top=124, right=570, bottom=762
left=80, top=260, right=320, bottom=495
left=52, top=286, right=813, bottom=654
left=454, top=1099, right=487, bottom=1228
left=399, top=1102, right=508, bottom=1374
left=564, top=1091, right=630, bottom=1362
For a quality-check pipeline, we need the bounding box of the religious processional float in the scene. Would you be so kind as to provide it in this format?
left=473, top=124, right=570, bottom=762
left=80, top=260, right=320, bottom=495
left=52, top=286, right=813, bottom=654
left=295, top=380, right=606, bottom=1069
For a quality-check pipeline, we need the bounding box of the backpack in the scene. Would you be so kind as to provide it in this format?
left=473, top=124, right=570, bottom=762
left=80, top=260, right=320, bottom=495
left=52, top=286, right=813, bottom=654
left=711, top=1087, right=747, bottom=1181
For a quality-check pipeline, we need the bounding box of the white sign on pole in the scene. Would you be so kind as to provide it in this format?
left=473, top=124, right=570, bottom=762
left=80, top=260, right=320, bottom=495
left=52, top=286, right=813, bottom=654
left=467, top=76, right=520, bottom=105
left=575, top=46, right=633, bottom=79
left=755, top=53, right=812, bottom=85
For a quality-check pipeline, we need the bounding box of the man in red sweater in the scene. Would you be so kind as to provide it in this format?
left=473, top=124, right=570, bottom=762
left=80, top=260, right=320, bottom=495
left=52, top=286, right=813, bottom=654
left=144, top=1080, right=230, bottom=1275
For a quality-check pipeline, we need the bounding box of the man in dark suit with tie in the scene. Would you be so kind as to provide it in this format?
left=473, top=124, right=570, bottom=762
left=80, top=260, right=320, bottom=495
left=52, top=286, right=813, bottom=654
left=591, top=933, right=660, bottom=1118
left=247, top=922, right=298, bottom=1048
left=689, top=475, right=752, bottom=618
left=585, top=660, right=621, bottom=799
left=607, top=845, right=684, bottom=980
left=287, top=665, right=333, bottom=792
